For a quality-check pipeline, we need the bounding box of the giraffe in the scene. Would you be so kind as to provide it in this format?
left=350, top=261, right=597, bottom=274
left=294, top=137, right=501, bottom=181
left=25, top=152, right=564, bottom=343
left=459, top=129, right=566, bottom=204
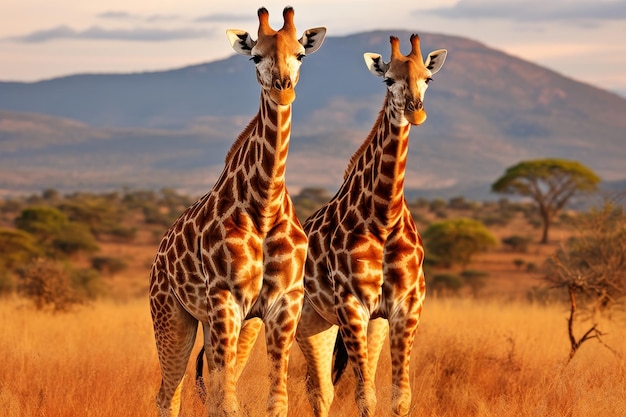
left=295, top=34, right=447, bottom=417
left=149, top=7, right=326, bottom=417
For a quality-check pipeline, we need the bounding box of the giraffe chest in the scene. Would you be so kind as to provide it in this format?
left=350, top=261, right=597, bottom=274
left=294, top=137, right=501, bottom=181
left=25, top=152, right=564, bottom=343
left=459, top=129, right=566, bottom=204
left=304, top=207, right=423, bottom=320
left=160, top=197, right=306, bottom=322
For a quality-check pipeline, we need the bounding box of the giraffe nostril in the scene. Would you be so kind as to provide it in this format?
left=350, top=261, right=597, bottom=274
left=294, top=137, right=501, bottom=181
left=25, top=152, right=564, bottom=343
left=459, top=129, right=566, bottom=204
left=408, top=100, right=423, bottom=112
left=274, top=78, right=292, bottom=91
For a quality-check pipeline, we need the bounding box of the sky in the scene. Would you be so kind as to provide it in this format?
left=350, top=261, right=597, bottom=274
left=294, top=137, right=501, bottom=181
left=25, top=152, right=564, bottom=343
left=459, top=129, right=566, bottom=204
left=1, top=0, right=626, bottom=94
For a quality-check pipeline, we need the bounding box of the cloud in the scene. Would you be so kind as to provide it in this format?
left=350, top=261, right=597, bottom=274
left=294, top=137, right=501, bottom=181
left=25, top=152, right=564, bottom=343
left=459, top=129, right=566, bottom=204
left=195, top=13, right=253, bottom=23
left=145, top=14, right=182, bottom=23
left=97, top=11, right=136, bottom=20
left=97, top=11, right=181, bottom=23
left=8, top=25, right=211, bottom=43
left=424, top=0, right=626, bottom=22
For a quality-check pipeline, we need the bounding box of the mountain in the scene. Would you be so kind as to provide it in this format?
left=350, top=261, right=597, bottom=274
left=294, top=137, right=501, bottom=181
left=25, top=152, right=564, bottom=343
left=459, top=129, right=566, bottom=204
left=1, top=31, right=625, bottom=198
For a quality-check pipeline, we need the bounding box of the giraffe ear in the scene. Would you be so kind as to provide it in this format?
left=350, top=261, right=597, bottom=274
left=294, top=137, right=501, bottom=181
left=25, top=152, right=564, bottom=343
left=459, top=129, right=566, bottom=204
left=424, top=49, right=447, bottom=75
left=226, top=29, right=256, bottom=56
left=363, top=53, right=388, bottom=78
left=299, top=27, right=327, bottom=55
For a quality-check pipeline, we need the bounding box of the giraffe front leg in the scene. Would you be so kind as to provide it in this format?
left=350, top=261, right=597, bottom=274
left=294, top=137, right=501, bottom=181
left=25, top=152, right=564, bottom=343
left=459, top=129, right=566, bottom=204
left=263, top=288, right=303, bottom=417
left=337, top=298, right=377, bottom=417
left=235, top=318, right=264, bottom=380
left=366, top=317, right=389, bottom=381
left=198, top=313, right=264, bottom=401
left=206, top=295, right=242, bottom=417
left=296, top=299, right=338, bottom=417
left=388, top=307, right=421, bottom=416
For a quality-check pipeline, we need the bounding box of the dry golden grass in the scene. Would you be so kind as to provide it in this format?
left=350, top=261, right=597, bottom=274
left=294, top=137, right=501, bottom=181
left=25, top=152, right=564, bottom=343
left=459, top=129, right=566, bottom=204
left=2, top=295, right=625, bottom=417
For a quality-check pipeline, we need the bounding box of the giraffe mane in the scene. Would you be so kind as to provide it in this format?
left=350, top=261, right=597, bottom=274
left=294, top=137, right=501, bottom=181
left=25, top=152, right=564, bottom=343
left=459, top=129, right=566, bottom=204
left=224, top=112, right=260, bottom=164
left=343, top=98, right=387, bottom=180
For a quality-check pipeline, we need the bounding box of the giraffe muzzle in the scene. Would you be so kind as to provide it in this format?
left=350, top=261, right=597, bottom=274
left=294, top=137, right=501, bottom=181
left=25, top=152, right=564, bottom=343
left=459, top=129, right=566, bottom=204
left=404, top=98, right=427, bottom=125
left=270, top=77, right=296, bottom=105
left=406, top=99, right=423, bottom=113
left=274, top=77, right=293, bottom=91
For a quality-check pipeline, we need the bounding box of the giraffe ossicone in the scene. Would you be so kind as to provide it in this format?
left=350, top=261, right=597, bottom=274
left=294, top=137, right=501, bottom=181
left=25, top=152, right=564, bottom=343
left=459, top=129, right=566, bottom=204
left=295, top=34, right=447, bottom=417
left=149, top=6, right=325, bottom=417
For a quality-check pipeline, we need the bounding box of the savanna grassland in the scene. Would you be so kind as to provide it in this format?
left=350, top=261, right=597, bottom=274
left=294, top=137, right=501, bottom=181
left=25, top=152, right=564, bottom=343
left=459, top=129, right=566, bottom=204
left=2, top=296, right=625, bottom=417
left=1, top=190, right=625, bottom=416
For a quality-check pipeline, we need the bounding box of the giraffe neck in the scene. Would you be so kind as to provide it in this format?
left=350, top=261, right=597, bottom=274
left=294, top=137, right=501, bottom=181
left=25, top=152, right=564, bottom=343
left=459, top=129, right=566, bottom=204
left=217, top=90, right=292, bottom=222
left=344, top=97, right=411, bottom=227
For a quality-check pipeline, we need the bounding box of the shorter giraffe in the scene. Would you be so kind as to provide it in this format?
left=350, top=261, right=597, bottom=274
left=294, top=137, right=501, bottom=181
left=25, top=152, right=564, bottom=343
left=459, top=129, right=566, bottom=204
left=295, top=35, right=447, bottom=417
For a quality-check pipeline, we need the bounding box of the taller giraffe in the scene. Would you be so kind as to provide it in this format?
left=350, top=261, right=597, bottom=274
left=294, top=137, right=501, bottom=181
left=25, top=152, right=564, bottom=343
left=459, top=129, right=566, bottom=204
left=295, top=35, right=447, bottom=417
left=149, top=7, right=325, bottom=417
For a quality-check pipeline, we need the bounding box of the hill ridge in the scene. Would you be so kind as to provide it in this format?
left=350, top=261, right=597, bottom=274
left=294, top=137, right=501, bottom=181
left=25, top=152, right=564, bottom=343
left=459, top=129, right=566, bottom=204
left=1, top=30, right=625, bottom=197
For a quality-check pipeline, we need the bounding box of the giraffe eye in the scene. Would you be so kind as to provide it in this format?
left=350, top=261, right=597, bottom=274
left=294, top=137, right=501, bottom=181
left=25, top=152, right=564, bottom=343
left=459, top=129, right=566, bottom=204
left=384, top=78, right=395, bottom=86
left=425, top=77, right=433, bottom=84
left=250, top=55, right=262, bottom=64
left=297, top=54, right=306, bottom=62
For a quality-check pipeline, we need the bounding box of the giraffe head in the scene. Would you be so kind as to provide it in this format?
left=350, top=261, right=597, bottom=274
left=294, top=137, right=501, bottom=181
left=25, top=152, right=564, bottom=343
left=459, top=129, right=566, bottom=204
left=226, top=7, right=326, bottom=106
left=364, top=34, right=447, bottom=125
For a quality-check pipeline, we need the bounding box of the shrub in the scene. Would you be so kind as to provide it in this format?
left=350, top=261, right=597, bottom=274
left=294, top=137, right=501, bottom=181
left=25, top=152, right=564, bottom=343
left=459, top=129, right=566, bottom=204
left=502, top=235, right=531, bottom=252
left=0, top=271, right=14, bottom=296
left=107, top=226, right=137, bottom=242
left=58, top=192, right=126, bottom=237
left=15, top=206, right=68, bottom=245
left=480, top=213, right=511, bottom=227
left=526, top=262, right=538, bottom=273
left=91, top=256, right=128, bottom=277
left=17, top=259, right=105, bottom=310
left=17, top=259, right=77, bottom=311
left=460, top=270, right=489, bottom=296
left=430, top=273, right=464, bottom=294
left=423, top=218, right=498, bottom=268
left=543, top=197, right=626, bottom=360
left=52, top=222, right=99, bottom=256
left=448, top=196, right=471, bottom=210
left=0, top=228, right=41, bottom=272
left=428, top=198, right=447, bottom=213
left=71, top=268, right=105, bottom=300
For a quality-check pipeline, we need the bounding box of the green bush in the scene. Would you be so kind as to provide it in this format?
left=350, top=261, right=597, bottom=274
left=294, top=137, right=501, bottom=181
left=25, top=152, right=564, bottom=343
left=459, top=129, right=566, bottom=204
left=15, top=206, right=68, bottom=245
left=71, top=268, right=105, bottom=300
left=52, top=222, right=99, bottom=256
left=0, top=228, right=41, bottom=272
left=107, top=226, right=137, bottom=242
left=423, top=218, right=498, bottom=268
left=430, top=273, right=464, bottom=294
left=91, top=256, right=128, bottom=276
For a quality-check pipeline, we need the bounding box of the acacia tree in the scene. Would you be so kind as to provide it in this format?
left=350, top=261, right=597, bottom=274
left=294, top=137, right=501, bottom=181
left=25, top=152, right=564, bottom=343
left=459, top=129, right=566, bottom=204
left=492, top=158, right=600, bottom=243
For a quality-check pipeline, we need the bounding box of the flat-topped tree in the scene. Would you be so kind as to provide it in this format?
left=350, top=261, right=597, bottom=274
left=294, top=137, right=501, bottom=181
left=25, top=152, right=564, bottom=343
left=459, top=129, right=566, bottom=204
left=492, top=158, right=600, bottom=244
